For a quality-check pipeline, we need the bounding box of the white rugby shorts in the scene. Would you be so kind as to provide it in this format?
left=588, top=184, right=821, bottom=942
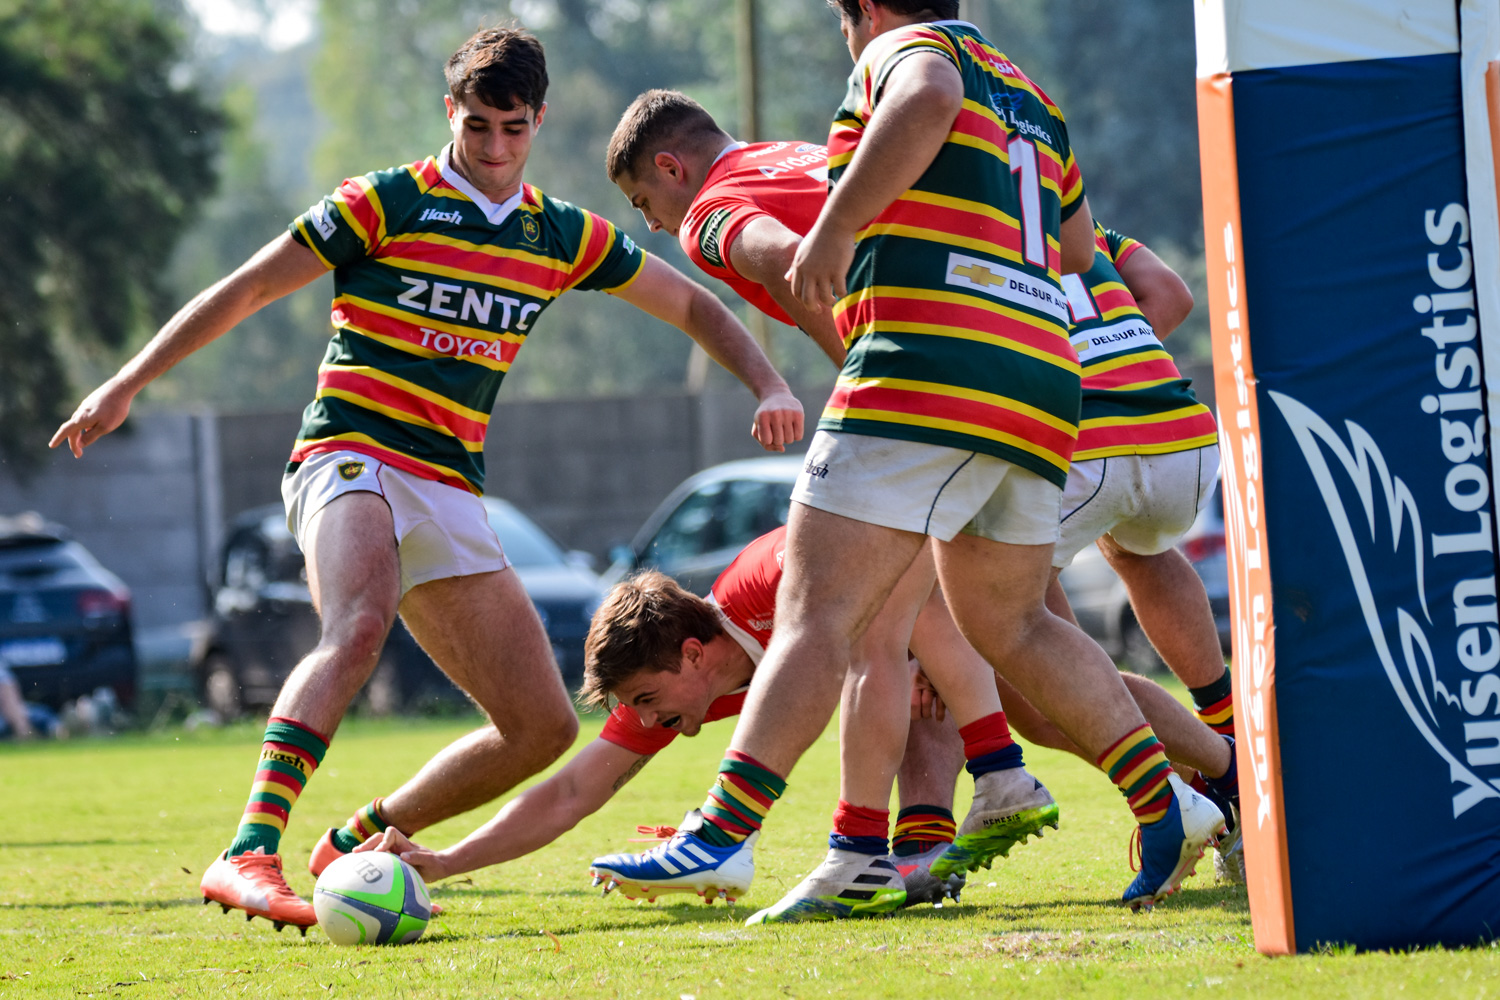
left=1052, top=445, right=1221, bottom=568
left=790, top=430, right=1062, bottom=545
left=282, top=450, right=509, bottom=596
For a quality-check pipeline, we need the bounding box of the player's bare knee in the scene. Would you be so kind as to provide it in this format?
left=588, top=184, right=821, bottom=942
left=319, top=606, right=393, bottom=668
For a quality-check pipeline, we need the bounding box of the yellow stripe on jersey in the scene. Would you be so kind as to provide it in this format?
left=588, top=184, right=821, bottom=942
left=291, top=431, right=472, bottom=484
left=318, top=363, right=493, bottom=425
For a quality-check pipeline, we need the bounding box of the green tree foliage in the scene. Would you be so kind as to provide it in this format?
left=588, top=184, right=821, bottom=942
left=0, top=0, right=222, bottom=474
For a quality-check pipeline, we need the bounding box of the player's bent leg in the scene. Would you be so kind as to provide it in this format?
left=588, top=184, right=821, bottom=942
left=731, top=504, right=928, bottom=778
left=936, top=534, right=1220, bottom=907
left=206, top=492, right=403, bottom=928
left=396, top=569, right=579, bottom=824
left=894, top=714, right=966, bottom=905
left=1099, top=540, right=1225, bottom=690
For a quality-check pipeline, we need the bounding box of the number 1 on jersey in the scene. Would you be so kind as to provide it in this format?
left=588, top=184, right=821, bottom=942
left=1009, top=136, right=1045, bottom=268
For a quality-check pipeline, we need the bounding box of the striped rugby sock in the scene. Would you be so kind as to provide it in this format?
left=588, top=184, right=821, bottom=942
left=1190, top=668, right=1235, bottom=737
left=892, top=805, right=956, bottom=857
left=330, top=798, right=389, bottom=855
left=228, top=717, right=329, bottom=856
left=696, top=750, right=786, bottom=848
left=1097, top=724, right=1175, bottom=825
left=829, top=800, right=889, bottom=855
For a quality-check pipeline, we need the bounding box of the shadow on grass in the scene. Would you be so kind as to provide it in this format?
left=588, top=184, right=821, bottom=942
left=0, top=838, right=139, bottom=848
left=970, top=887, right=1250, bottom=918
left=1, top=897, right=203, bottom=911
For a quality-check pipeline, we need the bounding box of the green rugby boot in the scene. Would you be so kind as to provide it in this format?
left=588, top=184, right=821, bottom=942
left=929, top=768, right=1059, bottom=878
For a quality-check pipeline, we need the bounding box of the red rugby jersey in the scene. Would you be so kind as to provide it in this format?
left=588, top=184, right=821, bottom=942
left=679, top=142, right=828, bottom=325
left=598, top=528, right=786, bottom=755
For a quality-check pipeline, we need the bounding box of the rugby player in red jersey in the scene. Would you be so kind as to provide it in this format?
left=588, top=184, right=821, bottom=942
left=49, top=26, right=802, bottom=933
left=355, top=528, right=1044, bottom=912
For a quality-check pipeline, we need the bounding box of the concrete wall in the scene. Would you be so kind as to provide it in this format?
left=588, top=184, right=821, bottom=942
left=0, top=361, right=1213, bottom=632
left=0, top=411, right=220, bottom=629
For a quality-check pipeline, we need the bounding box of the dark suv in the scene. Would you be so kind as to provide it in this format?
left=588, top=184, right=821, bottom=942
left=0, top=514, right=137, bottom=709
left=197, top=500, right=604, bottom=718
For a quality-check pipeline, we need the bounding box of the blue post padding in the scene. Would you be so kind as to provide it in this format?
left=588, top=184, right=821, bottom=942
left=1234, top=51, right=1500, bottom=950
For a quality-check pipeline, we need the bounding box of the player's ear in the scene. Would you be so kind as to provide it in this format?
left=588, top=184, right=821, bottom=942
left=532, top=102, right=547, bottom=131
left=444, top=94, right=456, bottom=122
left=680, top=636, right=705, bottom=668
left=653, top=151, right=685, bottom=183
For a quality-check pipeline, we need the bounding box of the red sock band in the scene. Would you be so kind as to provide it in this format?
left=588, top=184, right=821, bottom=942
left=958, top=711, right=1014, bottom=760
left=831, top=800, right=890, bottom=839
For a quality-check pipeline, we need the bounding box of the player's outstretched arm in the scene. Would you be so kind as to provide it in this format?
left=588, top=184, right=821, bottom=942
left=787, top=52, right=964, bottom=311
left=358, top=738, right=650, bottom=882
left=729, top=216, right=847, bottom=368
left=49, top=233, right=326, bottom=458
left=613, top=254, right=803, bottom=451
left=1117, top=243, right=1194, bottom=337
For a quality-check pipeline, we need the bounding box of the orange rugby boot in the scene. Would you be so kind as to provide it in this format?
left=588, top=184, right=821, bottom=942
left=308, top=828, right=344, bottom=878
left=200, top=847, right=317, bottom=934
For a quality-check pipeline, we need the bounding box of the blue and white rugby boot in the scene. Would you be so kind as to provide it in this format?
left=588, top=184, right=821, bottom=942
left=589, top=812, right=756, bottom=905
left=1122, top=773, right=1226, bottom=912
left=744, top=849, right=906, bottom=924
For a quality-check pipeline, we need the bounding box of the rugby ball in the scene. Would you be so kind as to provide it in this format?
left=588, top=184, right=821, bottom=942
left=313, top=851, right=432, bottom=945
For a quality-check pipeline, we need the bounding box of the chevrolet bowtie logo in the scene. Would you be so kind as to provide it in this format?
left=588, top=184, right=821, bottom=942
left=952, top=263, right=1006, bottom=286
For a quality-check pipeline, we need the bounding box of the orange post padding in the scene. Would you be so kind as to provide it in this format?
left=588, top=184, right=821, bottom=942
left=1195, top=73, right=1295, bottom=957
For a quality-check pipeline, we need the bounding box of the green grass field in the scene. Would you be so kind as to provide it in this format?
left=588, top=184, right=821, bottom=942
left=3, top=711, right=1497, bottom=998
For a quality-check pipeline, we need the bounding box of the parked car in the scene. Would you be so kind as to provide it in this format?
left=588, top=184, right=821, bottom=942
left=197, top=499, right=605, bottom=718
left=0, top=513, right=137, bottom=709
left=603, top=457, right=804, bottom=595
left=1057, top=482, right=1232, bottom=673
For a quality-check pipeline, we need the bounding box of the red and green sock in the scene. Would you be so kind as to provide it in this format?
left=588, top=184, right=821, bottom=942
left=330, top=798, right=390, bottom=855
left=892, top=805, right=956, bottom=857
left=1097, top=724, right=1175, bottom=825
left=696, top=750, right=786, bottom=848
left=959, top=711, right=1024, bottom=776
left=1190, top=667, right=1235, bottom=737
left=228, top=717, right=329, bottom=856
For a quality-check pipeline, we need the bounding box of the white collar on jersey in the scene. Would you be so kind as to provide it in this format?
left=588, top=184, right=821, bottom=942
left=710, top=140, right=748, bottom=168
left=437, top=143, right=525, bottom=226
left=705, top=594, right=766, bottom=666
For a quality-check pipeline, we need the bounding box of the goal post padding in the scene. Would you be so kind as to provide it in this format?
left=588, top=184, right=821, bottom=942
left=1195, top=0, right=1500, bottom=954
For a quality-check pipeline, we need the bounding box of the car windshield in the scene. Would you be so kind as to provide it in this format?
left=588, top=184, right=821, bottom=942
left=485, top=504, right=566, bottom=569
left=642, top=478, right=793, bottom=566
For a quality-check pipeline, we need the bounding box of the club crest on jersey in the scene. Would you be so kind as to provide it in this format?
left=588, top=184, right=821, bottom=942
left=698, top=209, right=732, bottom=269
left=337, top=461, right=366, bottom=481
left=522, top=214, right=540, bottom=242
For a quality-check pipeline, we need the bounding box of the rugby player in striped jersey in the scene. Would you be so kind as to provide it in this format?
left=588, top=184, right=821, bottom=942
left=595, top=0, right=1225, bottom=918
left=49, top=26, right=802, bottom=933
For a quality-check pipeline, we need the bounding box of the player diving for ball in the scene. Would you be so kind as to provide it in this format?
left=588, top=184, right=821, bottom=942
left=49, top=25, right=804, bottom=934
left=588, top=0, right=1230, bottom=918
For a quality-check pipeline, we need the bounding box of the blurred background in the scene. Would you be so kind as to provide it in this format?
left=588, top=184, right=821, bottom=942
left=0, top=0, right=1216, bottom=731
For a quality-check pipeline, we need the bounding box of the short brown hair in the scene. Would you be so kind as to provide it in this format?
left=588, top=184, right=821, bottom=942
left=605, top=89, right=729, bottom=182
left=578, top=570, right=725, bottom=711
left=825, top=0, right=960, bottom=24
left=445, top=27, right=548, bottom=112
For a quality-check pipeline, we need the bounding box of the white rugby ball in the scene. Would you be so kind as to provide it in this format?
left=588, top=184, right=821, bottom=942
left=313, top=852, right=432, bottom=945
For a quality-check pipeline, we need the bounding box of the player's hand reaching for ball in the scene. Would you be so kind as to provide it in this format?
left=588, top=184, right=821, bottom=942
left=751, top=389, right=804, bottom=453
left=354, top=826, right=450, bottom=884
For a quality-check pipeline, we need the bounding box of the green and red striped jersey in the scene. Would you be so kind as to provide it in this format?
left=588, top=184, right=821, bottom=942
left=822, top=21, right=1086, bottom=487
left=1064, top=228, right=1217, bottom=460
left=288, top=148, right=645, bottom=494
